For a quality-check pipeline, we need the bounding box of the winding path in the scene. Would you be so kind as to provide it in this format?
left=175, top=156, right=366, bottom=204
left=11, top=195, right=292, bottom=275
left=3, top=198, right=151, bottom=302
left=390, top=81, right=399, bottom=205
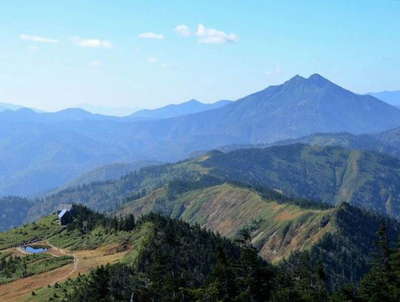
left=0, top=242, right=130, bottom=301
left=0, top=242, right=78, bottom=302
left=45, top=242, right=78, bottom=285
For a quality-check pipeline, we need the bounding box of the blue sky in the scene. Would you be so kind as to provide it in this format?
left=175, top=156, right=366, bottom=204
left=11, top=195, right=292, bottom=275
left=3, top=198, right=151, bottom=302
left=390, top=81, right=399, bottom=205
left=1, top=0, right=399, bottom=111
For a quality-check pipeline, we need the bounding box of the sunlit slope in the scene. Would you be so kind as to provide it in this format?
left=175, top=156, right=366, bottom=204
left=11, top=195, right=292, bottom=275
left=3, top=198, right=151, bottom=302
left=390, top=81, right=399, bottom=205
left=27, top=143, right=400, bottom=227
left=0, top=211, right=155, bottom=302
left=117, top=181, right=400, bottom=286
left=118, top=183, right=334, bottom=262
left=201, top=144, right=400, bottom=217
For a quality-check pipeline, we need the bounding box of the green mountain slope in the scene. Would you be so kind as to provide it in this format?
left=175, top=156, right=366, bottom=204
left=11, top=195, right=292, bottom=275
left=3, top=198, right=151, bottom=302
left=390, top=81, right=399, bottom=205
left=26, top=143, right=400, bottom=225
left=116, top=181, right=400, bottom=287
left=118, top=182, right=334, bottom=262
left=0, top=204, right=400, bottom=301
left=202, top=144, right=400, bottom=217
left=1, top=203, right=398, bottom=301
left=27, top=160, right=210, bottom=222
left=0, top=206, right=275, bottom=301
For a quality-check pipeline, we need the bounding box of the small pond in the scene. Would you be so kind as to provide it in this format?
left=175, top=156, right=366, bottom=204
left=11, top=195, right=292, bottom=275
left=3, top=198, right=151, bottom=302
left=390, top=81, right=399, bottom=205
left=23, top=245, right=48, bottom=254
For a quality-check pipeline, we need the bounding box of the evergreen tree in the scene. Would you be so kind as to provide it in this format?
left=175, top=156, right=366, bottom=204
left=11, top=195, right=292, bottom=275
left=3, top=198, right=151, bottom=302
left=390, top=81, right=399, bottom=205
left=358, top=224, right=400, bottom=302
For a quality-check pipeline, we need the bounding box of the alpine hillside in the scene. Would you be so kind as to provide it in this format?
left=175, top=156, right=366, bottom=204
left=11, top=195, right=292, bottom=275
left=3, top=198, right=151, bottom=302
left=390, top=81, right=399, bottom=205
left=17, top=143, right=400, bottom=228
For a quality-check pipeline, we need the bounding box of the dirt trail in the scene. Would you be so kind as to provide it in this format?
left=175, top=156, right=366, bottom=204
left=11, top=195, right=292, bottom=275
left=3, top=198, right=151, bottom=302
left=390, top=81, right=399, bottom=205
left=0, top=242, right=77, bottom=302
left=0, top=243, right=130, bottom=302
left=44, top=242, right=78, bottom=285
left=0, top=261, right=74, bottom=302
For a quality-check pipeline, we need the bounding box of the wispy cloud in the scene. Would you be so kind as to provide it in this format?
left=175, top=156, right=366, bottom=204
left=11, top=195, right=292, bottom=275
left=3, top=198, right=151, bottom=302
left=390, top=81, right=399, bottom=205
left=147, top=57, right=158, bottom=63
left=173, top=24, right=238, bottom=44
left=72, top=37, right=112, bottom=48
left=138, top=32, right=164, bottom=40
left=174, top=25, right=191, bottom=37
left=20, top=34, right=58, bottom=44
left=196, top=24, right=238, bottom=44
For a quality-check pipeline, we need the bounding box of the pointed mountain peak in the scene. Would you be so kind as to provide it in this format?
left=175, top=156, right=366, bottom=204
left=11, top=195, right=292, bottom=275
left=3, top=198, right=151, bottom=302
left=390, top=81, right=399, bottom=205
left=308, top=73, right=326, bottom=81
left=307, top=73, right=335, bottom=87
left=290, top=74, right=306, bottom=82
left=282, top=73, right=335, bottom=88
left=281, top=75, right=306, bottom=87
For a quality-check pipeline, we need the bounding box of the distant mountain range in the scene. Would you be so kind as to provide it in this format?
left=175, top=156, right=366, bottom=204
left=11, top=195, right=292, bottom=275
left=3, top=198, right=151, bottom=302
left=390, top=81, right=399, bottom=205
left=77, top=103, right=140, bottom=116
left=0, top=102, right=24, bottom=111
left=369, top=90, right=400, bottom=107
left=0, top=102, right=42, bottom=112
left=0, top=99, right=233, bottom=122
left=127, top=99, right=233, bottom=120
left=2, top=74, right=400, bottom=196
left=119, top=74, right=400, bottom=147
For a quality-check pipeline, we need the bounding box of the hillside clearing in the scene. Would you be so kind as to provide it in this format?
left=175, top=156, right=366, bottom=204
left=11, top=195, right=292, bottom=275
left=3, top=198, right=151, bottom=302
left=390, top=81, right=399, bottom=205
left=0, top=242, right=132, bottom=302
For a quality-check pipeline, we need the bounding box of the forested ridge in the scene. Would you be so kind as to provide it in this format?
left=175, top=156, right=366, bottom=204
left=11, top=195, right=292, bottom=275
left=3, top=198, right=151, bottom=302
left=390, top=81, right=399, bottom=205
left=2, top=144, right=400, bottom=300
left=20, top=143, right=400, bottom=227
left=22, top=206, right=400, bottom=302
left=117, top=179, right=400, bottom=289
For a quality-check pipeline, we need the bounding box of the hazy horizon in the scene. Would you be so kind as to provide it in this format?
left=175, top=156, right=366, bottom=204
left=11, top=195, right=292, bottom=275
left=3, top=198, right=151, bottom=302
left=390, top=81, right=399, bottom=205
left=1, top=0, right=400, bottom=111
left=2, top=73, right=400, bottom=114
